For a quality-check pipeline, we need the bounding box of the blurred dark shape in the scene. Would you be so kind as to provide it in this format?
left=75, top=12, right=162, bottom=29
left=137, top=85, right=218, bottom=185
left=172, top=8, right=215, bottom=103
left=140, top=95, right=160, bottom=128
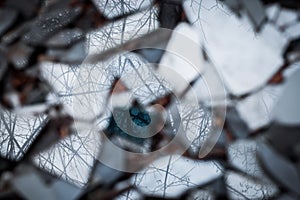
left=266, top=123, right=300, bottom=162
left=261, top=0, right=300, bottom=9
left=46, top=40, right=87, bottom=64
left=0, top=67, right=51, bottom=109
left=133, top=48, right=165, bottom=64
left=23, top=114, right=73, bottom=160
left=45, top=28, right=84, bottom=48
left=23, top=8, right=82, bottom=46
left=241, top=0, right=267, bottom=31
left=158, top=1, right=184, bottom=29
left=4, top=0, right=41, bottom=19
left=257, top=143, right=300, bottom=196
left=0, top=8, right=17, bottom=37
left=0, top=157, right=17, bottom=174
left=222, top=0, right=267, bottom=31
left=225, top=107, right=250, bottom=139
left=8, top=42, right=34, bottom=69
left=284, top=37, right=300, bottom=63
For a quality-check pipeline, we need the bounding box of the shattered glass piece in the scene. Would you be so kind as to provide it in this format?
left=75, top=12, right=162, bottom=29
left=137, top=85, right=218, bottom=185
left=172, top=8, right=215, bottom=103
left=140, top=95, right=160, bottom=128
left=228, top=139, right=280, bottom=197
left=276, top=8, right=298, bottom=27
left=241, top=0, right=266, bottom=30
left=46, top=28, right=84, bottom=48
left=47, top=40, right=87, bottom=64
left=96, top=137, right=127, bottom=176
left=12, top=164, right=82, bottom=200
left=35, top=121, right=100, bottom=186
left=40, top=62, right=84, bottom=118
left=51, top=178, right=82, bottom=200
left=13, top=169, right=56, bottom=200
left=226, top=172, right=277, bottom=199
left=25, top=115, right=73, bottom=158
left=158, top=23, right=205, bottom=96
left=228, top=140, right=259, bottom=174
left=79, top=180, right=131, bottom=200
left=1, top=22, right=30, bottom=45
left=190, top=60, right=227, bottom=105
left=225, top=107, right=250, bottom=138
left=237, top=63, right=300, bottom=130
left=8, top=42, right=34, bottom=69
left=0, top=107, right=45, bottom=160
left=273, top=69, right=300, bottom=125
left=133, top=48, right=165, bottom=64
left=89, top=161, right=126, bottom=187
left=184, top=0, right=286, bottom=96
left=236, top=85, right=283, bottom=130
left=265, top=3, right=280, bottom=21
left=197, top=130, right=227, bottom=161
left=0, top=8, right=17, bottom=36
left=260, top=23, right=288, bottom=54
left=92, top=0, right=153, bottom=19
left=257, top=142, right=300, bottom=195
left=5, top=0, right=41, bottom=18
left=179, top=100, right=212, bottom=157
left=88, top=7, right=159, bottom=54
left=135, top=156, right=222, bottom=198
left=23, top=7, right=82, bottom=45
left=208, top=176, right=228, bottom=200
left=266, top=123, right=300, bottom=160
left=86, top=142, right=134, bottom=196
left=222, top=0, right=241, bottom=14
left=104, top=53, right=170, bottom=105
left=285, top=22, right=300, bottom=40
left=60, top=41, right=87, bottom=64
left=0, top=0, right=299, bottom=198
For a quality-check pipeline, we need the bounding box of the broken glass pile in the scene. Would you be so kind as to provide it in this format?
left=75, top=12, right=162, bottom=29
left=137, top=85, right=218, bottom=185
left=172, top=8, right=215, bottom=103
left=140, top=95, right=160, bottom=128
left=0, top=0, right=300, bottom=199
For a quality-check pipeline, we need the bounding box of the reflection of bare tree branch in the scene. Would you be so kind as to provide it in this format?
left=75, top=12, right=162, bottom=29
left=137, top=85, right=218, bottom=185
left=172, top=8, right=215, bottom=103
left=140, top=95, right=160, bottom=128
left=87, top=29, right=172, bottom=63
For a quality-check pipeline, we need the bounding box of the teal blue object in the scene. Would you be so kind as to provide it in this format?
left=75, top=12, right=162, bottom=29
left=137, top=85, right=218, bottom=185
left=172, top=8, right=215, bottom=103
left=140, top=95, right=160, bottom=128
left=105, top=106, right=151, bottom=145
left=129, top=107, right=151, bottom=127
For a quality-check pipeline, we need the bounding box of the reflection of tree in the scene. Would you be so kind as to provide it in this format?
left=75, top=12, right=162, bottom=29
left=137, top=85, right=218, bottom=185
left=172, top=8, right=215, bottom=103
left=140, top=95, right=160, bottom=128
left=33, top=1, right=159, bottom=185
left=0, top=0, right=299, bottom=199
left=0, top=108, right=45, bottom=160
left=34, top=127, right=100, bottom=186
left=89, top=1, right=158, bottom=54
left=34, top=3, right=211, bottom=190
left=227, top=140, right=277, bottom=199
